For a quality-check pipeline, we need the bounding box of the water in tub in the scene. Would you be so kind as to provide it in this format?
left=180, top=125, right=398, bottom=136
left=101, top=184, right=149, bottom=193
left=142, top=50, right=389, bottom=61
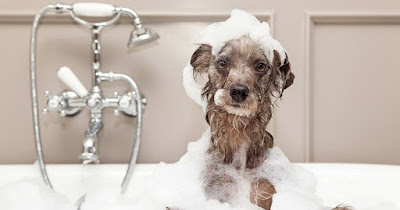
left=1, top=9, right=399, bottom=210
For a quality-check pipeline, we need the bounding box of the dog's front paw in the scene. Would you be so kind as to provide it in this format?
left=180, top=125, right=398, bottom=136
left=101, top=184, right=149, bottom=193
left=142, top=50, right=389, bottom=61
left=250, top=178, right=276, bottom=210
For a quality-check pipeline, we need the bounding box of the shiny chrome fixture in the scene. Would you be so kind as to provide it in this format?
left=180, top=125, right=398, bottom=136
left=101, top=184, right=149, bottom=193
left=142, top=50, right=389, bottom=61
left=30, top=2, right=158, bottom=200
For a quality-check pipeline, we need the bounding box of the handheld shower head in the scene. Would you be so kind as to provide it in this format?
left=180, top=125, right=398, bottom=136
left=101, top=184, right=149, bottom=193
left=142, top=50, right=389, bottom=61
left=128, top=26, right=159, bottom=48
left=118, top=7, right=159, bottom=48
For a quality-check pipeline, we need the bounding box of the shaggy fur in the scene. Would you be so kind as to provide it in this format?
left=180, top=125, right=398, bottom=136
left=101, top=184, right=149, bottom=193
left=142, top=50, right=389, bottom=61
left=190, top=35, right=294, bottom=209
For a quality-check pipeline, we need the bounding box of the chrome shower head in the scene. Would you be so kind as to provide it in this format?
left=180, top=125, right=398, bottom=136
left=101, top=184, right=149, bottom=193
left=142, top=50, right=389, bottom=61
left=127, top=26, right=159, bottom=48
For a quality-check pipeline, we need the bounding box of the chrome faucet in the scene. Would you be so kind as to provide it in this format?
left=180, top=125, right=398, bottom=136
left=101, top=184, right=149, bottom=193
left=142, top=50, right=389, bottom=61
left=80, top=117, right=103, bottom=164
left=30, top=2, right=157, bottom=197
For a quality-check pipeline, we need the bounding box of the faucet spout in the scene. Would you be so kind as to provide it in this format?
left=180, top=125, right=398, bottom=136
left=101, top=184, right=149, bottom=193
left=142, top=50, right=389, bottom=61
left=79, top=120, right=103, bottom=164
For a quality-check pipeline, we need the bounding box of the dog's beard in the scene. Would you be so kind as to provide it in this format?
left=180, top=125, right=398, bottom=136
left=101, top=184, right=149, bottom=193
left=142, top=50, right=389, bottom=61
left=213, top=88, right=259, bottom=117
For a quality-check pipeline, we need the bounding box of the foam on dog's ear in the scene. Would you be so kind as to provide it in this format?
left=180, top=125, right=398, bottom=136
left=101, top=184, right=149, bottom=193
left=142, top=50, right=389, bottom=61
left=183, top=64, right=208, bottom=109
left=183, top=44, right=212, bottom=109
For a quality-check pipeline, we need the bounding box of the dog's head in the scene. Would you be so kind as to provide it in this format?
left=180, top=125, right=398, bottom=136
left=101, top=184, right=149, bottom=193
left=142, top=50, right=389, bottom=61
left=191, top=35, right=294, bottom=118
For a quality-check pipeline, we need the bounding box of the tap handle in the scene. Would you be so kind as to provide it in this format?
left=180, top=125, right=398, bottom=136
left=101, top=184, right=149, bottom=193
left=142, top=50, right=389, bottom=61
left=72, top=3, right=116, bottom=17
left=57, top=66, right=88, bottom=98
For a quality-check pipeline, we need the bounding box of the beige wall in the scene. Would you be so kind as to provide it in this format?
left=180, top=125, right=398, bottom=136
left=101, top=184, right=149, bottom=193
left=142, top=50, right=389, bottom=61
left=0, top=0, right=399, bottom=164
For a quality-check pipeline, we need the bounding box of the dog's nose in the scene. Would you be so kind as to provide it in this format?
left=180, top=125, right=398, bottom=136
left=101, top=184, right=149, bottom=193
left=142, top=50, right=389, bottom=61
left=230, top=85, right=249, bottom=103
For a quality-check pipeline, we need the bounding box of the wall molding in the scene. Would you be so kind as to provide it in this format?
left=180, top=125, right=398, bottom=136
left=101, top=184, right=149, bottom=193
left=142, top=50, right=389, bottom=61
left=0, top=10, right=273, bottom=28
left=304, top=11, right=400, bottom=162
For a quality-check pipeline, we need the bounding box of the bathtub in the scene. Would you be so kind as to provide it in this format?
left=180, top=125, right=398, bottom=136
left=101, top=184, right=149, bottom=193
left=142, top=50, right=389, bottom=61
left=0, top=163, right=399, bottom=209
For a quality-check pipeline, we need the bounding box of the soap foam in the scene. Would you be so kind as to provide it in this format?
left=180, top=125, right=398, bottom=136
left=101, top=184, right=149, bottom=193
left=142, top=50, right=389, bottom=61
left=214, top=89, right=224, bottom=106
left=0, top=130, right=397, bottom=210
left=0, top=178, right=74, bottom=210
left=0, top=129, right=324, bottom=210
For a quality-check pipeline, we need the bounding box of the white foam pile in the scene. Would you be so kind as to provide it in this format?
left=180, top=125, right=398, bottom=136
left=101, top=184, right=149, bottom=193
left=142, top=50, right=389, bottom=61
left=0, top=129, right=323, bottom=210
left=0, top=9, right=370, bottom=210
left=0, top=178, right=74, bottom=210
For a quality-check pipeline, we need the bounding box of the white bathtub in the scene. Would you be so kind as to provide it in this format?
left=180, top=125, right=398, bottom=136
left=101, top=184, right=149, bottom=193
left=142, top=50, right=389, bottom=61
left=0, top=163, right=399, bottom=209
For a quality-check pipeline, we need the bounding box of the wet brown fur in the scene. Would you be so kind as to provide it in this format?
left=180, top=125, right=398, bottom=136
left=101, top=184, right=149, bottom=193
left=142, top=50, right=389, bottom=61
left=192, top=37, right=293, bottom=169
left=191, top=35, right=294, bottom=209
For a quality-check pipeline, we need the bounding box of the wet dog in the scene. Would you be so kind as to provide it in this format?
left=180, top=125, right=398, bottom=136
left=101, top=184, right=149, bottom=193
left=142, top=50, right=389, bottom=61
left=190, top=35, right=294, bottom=209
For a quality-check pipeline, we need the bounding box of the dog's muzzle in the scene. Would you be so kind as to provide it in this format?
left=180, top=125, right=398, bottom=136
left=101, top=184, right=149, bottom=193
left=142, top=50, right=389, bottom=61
left=230, top=85, right=249, bottom=103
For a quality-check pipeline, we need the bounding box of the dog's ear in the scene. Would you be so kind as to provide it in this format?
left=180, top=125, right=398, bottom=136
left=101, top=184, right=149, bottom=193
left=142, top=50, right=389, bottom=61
left=273, top=50, right=295, bottom=92
left=191, top=44, right=212, bottom=76
left=280, top=54, right=294, bottom=90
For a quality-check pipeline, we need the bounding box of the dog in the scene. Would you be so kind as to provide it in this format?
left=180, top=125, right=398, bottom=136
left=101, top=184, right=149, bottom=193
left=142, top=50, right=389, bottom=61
left=190, top=35, right=351, bottom=210
left=190, top=35, right=293, bottom=209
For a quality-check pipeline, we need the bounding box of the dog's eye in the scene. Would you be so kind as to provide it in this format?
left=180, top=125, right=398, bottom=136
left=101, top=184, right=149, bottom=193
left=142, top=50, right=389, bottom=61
left=255, top=63, right=267, bottom=72
left=217, top=60, right=227, bottom=69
